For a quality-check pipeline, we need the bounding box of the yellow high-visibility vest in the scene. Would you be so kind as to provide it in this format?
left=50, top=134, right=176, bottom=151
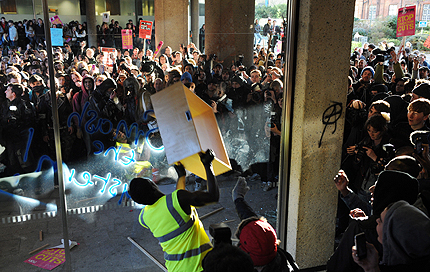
left=139, top=190, right=212, bottom=272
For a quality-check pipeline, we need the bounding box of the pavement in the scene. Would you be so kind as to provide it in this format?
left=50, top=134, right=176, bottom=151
left=0, top=172, right=278, bottom=272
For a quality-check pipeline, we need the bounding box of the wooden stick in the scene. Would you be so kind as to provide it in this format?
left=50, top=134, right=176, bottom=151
left=29, top=243, right=49, bottom=255
left=73, top=196, right=99, bottom=204
left=199, top=207, right=225, bottom=220
left=265, top=32, right=273, bottom=70
left=127, top=237, right=167, bottom=272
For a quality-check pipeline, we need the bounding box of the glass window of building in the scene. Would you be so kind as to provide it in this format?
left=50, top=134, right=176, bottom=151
left=1, top=0, right=17, bottom=13
left=423, top=4, right=430, bottom=21
left=354, top=5, right=359, bottom=18
left=388, top=4, right=397, bottom=16
left=141, top=0, right=154, bottom=16
left=369, top=5, right=376, bottom=20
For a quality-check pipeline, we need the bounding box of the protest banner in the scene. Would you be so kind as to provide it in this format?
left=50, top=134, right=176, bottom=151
left=153, top=41, right=164, bottom=58
left=50, top=15, right=63, bottom=26
left=122, top=29, right=133, bottom=49
left=100, top=47, right=116, bottom=66
left=397, top=6, right=415, bottom=37
left=102, top=12, right=110, bottom=23
left=424, top=35, right=430, bottom=49
left=24, top=248, right=65, bottom=270
left=139, top=20, right=153, bottom=39
left=50, top=28, right=63, bottom=46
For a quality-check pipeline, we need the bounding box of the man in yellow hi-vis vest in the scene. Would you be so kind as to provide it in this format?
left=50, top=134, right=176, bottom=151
left=129, top=150, right=218, bottom=272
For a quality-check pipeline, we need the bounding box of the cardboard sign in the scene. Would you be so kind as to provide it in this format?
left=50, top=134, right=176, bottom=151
left=275, top=40, right=282, bottom=54
left=25, top=248, right=65, bottom=270
left=153, top=41, right=164, bottom=57
left=100, top=47, right=116, bottom=66
left=50, top=28, right=63, bottom=46
left=102, top=12, right=110, bottom=23
left=139, top=20, right=153, bottom=39
left=397, top=6, right=416, bottom=37
left=50, top=15, right=63, bottom=26
left=151, top=84, right=232, bottom=180
left=122, top=29, right=133, bottom=49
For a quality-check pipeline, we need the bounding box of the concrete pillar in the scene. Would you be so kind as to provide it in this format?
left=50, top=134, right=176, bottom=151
left=205, top=0, right=254, bottom=67
left=190, top=0, right=200, bottom=50
left=85, top=0, right=97, bottom=47
left=154, top=0, right=189, bottom=52
left=280, top=0, right=356, bottom=269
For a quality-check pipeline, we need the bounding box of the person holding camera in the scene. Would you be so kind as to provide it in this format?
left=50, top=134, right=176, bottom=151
left=344, top=114, right=392, bottom=214
left=328, top=168, right=421, bottom=272
left=128, top=150, right=218, bottom=272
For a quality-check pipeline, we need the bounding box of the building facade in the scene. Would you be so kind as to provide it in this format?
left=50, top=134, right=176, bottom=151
left=0, top=0, right=155, bottom=27
left=355, top=0, right=430, bottom=21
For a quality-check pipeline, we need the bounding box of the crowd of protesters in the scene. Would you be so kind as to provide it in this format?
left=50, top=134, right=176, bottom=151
left=4, top=14, right=429, bottom=272
left=0, top=15, right=291, bottom=272
left=0, top=16, right=285, bottom=193
left=326, top=40, right=430, bottom=271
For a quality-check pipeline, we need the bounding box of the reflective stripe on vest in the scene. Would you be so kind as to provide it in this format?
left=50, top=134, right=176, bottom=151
left=164, top=242, right=212, bottom=261
left=139, top=194, right=195, bottom=243
left=138, top=212, right=149, bottom=228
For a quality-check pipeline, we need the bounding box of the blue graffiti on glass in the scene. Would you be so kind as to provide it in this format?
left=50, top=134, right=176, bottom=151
left=35, top=155, right=57, bottom=172
left=66, top=169, right=130, bottom=200
left=80, top=171, right=94, bottom=187
left=68, top=168, right=76, bottom=183
left=93, top=173, right=111, bottom=194
left=85, top=109, right=113, bottom=135
left=93, top=140, right=104, bottom=155
left=118, top=183, right=131, bottom=205
left=109, top=178, right=122, bottom=197
left=24, top=128, right=34, bottom=162
left=145, top=127, right=163, bottom=152
left=121, top=150, right=136, bottom=165
left=67, top=103, right=163, bottom=151
left=103, top=145, right=136, bottom=165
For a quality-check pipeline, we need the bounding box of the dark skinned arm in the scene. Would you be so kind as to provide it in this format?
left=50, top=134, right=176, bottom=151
left=174, top=163, right=187, bottom=190
left=177, top=149, right=219, bottom=214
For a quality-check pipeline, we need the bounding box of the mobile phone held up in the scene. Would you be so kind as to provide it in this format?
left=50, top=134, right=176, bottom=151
left=354, top=232, right=367, bottom=260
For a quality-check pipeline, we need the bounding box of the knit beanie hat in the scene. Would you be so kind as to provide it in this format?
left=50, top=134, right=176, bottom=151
left=231, top=75, right=245, bottom=86
left=372, top=170, right=419, bottom=217
left=98, top=77, right=117, bottom=93
left=412, top=83, right=430, bottom=100
left=361, top=66, right=375, bottom=77
left=238, top=219, right=277, bottom=266
left=370, top=83, right=388, bottom=94
left=181, top=71, right=192, bottom=83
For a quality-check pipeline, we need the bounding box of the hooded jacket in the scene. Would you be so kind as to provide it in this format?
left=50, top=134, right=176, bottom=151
left=72, top=75, right=95, bottom=115
left=382, top=200, right=430, bottom=266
